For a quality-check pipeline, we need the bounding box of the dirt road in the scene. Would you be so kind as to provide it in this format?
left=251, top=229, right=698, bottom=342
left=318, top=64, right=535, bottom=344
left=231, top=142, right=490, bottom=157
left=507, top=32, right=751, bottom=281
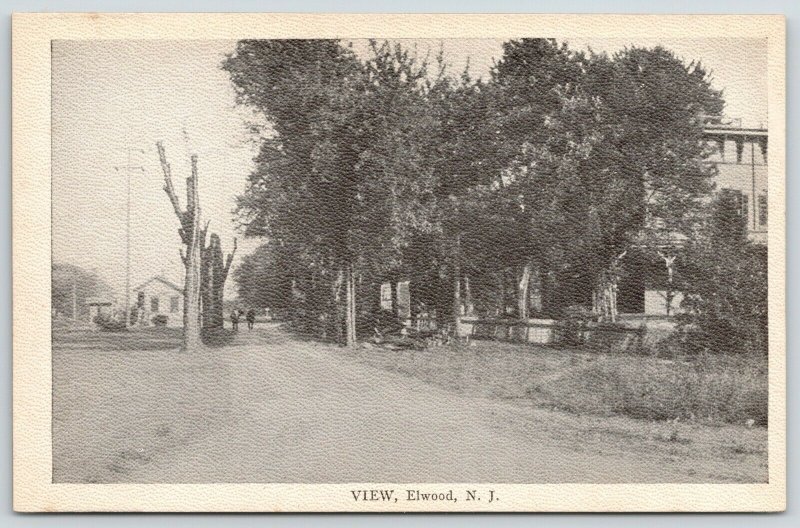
left=52, top=323, right=767, bottom=483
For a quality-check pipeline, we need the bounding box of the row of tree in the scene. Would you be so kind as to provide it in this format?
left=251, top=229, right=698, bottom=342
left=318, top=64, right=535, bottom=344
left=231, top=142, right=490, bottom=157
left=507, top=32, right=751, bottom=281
left=224, top=38, right=766, bottom=353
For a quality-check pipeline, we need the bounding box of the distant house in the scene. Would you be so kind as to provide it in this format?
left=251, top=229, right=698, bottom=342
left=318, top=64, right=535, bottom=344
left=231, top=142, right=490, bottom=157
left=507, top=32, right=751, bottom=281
left=85, top=296, right=114, bottom=322
left=132, top=276, right=183, bottom=327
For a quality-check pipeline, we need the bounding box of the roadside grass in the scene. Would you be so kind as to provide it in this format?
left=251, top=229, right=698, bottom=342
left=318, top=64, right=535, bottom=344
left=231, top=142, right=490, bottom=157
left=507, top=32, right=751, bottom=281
left=53, top=323, right=238, bottom=350
left=346, top=340, right=767, bottom=427
left=533, top=352, right=767, bottom=426
left=53, top=323, right=183, bottom=351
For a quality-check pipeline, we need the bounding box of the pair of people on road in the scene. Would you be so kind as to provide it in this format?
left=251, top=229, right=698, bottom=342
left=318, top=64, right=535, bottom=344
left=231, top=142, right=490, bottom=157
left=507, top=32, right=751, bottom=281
left=230, top=308, right=257, bottom=331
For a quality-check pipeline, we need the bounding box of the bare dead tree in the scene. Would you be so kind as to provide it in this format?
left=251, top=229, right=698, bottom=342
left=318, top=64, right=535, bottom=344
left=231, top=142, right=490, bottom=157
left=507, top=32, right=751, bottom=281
left=200, top=233, right=237, bottom=330
left=157, top=141, right=203, bottom=351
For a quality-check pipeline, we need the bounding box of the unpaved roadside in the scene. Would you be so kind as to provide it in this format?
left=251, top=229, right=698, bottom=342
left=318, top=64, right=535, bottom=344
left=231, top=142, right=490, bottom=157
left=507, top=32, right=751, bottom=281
left=52, top=324, right=767, bottom=483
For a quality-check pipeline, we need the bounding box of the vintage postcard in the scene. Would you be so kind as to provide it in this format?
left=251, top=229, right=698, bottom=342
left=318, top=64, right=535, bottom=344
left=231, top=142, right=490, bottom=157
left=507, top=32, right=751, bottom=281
left=12, top=13, right=785, bottom=512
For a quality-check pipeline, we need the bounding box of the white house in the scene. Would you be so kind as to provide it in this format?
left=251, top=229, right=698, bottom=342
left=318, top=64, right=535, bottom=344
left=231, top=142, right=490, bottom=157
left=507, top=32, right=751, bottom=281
left=132, top=276, right=183, bottom=327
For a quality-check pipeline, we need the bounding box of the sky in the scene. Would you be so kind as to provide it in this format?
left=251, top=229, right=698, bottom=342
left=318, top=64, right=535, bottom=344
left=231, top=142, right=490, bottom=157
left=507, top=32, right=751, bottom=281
left=52, top=38, right=768, bottom=300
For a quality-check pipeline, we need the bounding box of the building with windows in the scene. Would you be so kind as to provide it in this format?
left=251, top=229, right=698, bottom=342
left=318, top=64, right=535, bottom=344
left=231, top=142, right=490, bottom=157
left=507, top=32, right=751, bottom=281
left=375, top=122, right=769, bottom=323
left=132, top=275, right=183, bottom=327
left=703, top=124, right=768, bottom=244
left=639, top=123, right=768, bottom=316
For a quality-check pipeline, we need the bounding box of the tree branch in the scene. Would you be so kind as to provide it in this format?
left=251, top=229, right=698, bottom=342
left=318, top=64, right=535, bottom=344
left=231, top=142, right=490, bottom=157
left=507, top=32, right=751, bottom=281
left=157, top=141, right=186, bottom=223
left=199, top=220, right=211, bottom=250
left=221, top=237, right=238, bottom=283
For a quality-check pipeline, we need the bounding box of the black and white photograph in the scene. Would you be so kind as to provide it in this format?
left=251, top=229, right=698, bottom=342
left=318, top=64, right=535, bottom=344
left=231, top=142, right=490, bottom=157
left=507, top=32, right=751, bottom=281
left=12, top=13, right=786, bottom=512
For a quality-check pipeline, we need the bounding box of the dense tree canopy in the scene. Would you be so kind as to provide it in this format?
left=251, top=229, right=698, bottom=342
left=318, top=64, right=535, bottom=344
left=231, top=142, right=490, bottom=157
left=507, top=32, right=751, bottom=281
left=52, top=263, right=110, bottom=318
left=225, top=37, right=752, bottom=346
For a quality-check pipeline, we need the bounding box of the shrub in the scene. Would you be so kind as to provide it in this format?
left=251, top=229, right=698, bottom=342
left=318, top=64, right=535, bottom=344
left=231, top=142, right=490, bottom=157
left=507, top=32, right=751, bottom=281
left=93, top=314, right=127, bottom=332
left=677, top=201, right=768, bottom=356
left=536, top=354, right=768, bottom=426
left=557, top=305, right=594, bottom=346
left=151, top=314, right=169, bottom=327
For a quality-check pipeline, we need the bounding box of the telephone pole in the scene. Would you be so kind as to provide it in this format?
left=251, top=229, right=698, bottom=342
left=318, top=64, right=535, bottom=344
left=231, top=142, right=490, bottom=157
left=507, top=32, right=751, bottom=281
left=115, top=148, right=145, bottom=327
left=72, top=277, right=77, bottom=320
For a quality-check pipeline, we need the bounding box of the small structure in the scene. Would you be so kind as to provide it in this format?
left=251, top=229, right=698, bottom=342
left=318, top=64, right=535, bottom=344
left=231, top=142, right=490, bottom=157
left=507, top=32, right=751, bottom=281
left=132, top=276, right=183, bottom=327
left=85, top=297, right=114, bottom=322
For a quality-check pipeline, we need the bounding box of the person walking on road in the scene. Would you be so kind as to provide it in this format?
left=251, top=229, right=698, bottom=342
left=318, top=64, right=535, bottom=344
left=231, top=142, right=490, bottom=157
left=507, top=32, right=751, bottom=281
left=230, top=309, right=240, bottom=332
left=246, top=309, right=256, bottom=331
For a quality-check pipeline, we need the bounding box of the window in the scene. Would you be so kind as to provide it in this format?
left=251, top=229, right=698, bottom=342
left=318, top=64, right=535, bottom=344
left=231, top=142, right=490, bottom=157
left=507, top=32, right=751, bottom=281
left=720, top=189, right=746, bottom=217
left=380, top=283, right=392, bottom=311
left=150, top=297, right=159, bottom=313
left=170, top=295, right=180, bottom=313
left=758, top=194, right=768, bottom=227
left=717, top=189, right=747, bottom=240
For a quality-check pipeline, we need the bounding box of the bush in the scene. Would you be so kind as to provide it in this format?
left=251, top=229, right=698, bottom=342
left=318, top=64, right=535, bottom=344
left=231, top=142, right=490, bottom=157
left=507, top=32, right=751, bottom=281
left=151, top=314, right=169, bottom=327
left=535, top=354, right=768, bottom=426
left=677, top=203, right=768, bottom=356
left=93, top=314, right=127, bottom=332
left=557, top=305, right=594, bottom=346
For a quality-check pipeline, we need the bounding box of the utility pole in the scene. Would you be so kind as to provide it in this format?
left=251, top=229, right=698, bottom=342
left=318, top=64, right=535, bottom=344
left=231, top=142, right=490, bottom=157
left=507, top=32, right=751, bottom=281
left=72, top=277, right=77, bottom=320
left=115, top=148, right=145, bottom=327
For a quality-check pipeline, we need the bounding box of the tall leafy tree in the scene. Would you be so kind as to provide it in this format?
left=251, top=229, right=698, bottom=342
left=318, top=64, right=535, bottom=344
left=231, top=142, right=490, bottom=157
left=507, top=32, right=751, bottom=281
left=488, top=39, right=590, bottom=317
left=51, top=263, right=110, bottom=320
left=420, top=57, right=510, bottom=328
left=224, top=40, right=439, bottom=345
left=584, top=46, right=724, bottom=319
left=487, top=40, right=725, bottom=320
left=224, top=40, right=363, bottom=343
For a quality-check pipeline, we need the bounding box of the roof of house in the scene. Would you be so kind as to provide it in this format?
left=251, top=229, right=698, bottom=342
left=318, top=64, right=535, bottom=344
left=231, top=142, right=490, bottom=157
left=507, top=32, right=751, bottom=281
left=132, top=275, right=183, bottom=293
left=704, top=126, right=768, bottom=138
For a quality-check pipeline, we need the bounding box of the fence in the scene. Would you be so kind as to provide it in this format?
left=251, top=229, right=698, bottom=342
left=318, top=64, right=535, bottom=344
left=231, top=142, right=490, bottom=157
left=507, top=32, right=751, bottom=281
left=457, top=316, right=650, bottom=350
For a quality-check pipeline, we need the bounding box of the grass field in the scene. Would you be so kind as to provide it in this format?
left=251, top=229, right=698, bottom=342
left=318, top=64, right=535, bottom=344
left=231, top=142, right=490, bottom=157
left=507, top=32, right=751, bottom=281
left=345, top=340, right=768, bottom=427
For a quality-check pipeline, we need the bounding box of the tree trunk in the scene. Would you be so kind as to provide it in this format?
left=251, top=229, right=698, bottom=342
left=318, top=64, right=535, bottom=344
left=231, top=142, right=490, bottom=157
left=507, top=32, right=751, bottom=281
left=452, top=234, right=462, bottom=338
left=345, top=265, right=357, bottom=348
left=182, top=160, right=203, bottom=350
left=594, top=272, right=611, bottom=322
left=518, top=261, right=533, bottom=320
left=529, top=266, right=542, bottom=314
left=390, top=280, right=399, bottom=319
left=594, top=250, right=627, bottom=323
left=463, top=275, right=474, bottom=316
left=332, top=268, right=344, bottom=344
left=496, top=271, right=505, bottom=317
left=610, top=280, right=618, bottom=321
left=211, top=235, right=225, bottom=328
left=200, top=233, right=212, bottom=329
left=658, top=251, right=677, bottom=316
left=199, top=234, right=236, bottom=331
left=158, top=141, right=202, bottom=351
